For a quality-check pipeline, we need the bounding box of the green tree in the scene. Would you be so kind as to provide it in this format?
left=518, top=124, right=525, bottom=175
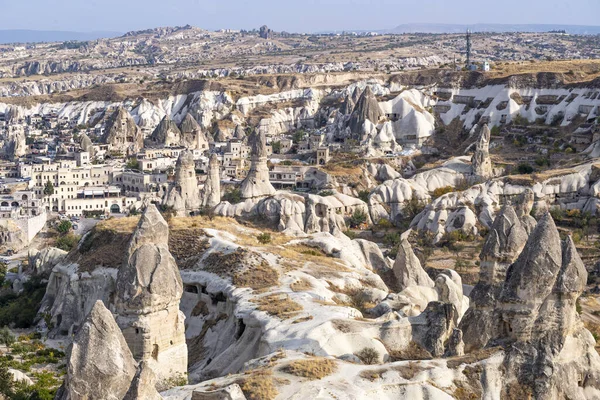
left=349, top=209, right=368, bottom=228
left=55, top=233, right=79, bottom=252
left=0, top=262, right=6, bottom=287
left=358, top=190, right=370, bottom=203
left=0, top=327, right=14, bottom=347
left=125, top=158, right=140, bottom=170
left=56, top=220, right=72, bottom=234
left=271, top=141, right=282, bottom=154
left=43, top=180, right=54, bottom=196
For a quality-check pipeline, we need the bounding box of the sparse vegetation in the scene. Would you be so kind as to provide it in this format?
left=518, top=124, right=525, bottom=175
left=222, top=188, right=243, bottom=204
left=432, top=186, right=455, bottom=199
left=356, top=347, right=380, bottom=365
left=257, top=232, right=272, bottom=244
left=255, top=294, right=303, bottom=319
left=240, top=369, right=278, bottom=400
left=283, top=358, right=337, bottom=380
left=348, top=209, right=368, bottom=228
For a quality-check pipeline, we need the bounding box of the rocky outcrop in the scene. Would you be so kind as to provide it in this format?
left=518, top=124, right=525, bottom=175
left=239, top=130, right=275, bottom=199
left=348, top=86, right=383, bottom=138
left=79, top=133, right=95, bottom=158
left=460, top=206, right=529, bottom=352
left=58, top=300, right=137, bottom=400
left=180, top=113, right=210, bottom=150
left=28, top=247, right=67, bottom=276
left=201, top=153, right=221, bottom=208
left=393, top=239, right=434, bottom=290
left=191, top=384, right=247, bottom=400
left=163, top=150, right=202, bottom=216
left=461, top=213, right=600, bottom=398
left=115, top=205, right=187, bottom=388
left=150, top=115, right=182, bottom=147
left=471, top=124, right=493, bottom=181
left=3, top=128, right=27, bottom=160
left=123, top=361, right=163, bottom=400
left=102, top=107, right=144, bottom=155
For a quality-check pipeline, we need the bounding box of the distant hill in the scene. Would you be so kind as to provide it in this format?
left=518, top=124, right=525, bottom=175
left=385, top=23, right=600, bottom=35
left=0, top=30, right=122, bottom=44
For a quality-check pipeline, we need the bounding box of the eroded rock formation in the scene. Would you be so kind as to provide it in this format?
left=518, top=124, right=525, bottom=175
left=201, top=153, right=221, bottom=208
left=348, top=86, right=383, bottom=139
left=471, top=124, right=493, bottom=181
left=151, top=115, right=182, bottom=147
left=163, top=150, right=202, bottom=216
left=239, top=130, right=275, bottom=199
left=180, top=113, right=210, bottom=150
left=58, top=300, right=137, bottom=400
left=102, top=107, right=144, bottom=155
left=393, top=239, right=434, bottom=290
left=461, top=212, right=600, bottom=398
left=460, top=206, right=529, bottom=351
left=115, top=204, right=188, bottom=388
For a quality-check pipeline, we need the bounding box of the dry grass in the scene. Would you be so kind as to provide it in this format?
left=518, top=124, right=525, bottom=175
left=240, top=369, right=278, bottom=400
left=96, top=216, right=140, bottom=233
left=233, top=261, right=280, bottom=290
left=490, top=59, right=600, bottom=82
left=290, top=277, right=313, bottom=292
left=282, top=358, right=337, bottom=380
left=203, top=247, right=280, bottom=290
left=255, top=293, right=303, bottom=319
left=292, top=316, right=314, bottom=324
left=169, top=216, right=290, bottom=247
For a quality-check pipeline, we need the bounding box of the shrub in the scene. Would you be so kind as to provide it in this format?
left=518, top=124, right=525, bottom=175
left=0, top=263, right=6, bottom=287
left=358, top=190, right=370, bottom=203
left=356, top=347, right=380, bottom=365
left=125, top=158, right=140, bottom=170
left=513, top=114, right=529, bottom=126
left=383, top=232, right=401, bottom=247
left=0, top=327, right=14, bottom=347
left=257, top=233, right=272, bottom=244
left=0, top=276, right=47, bottom=328
left=56, top=220, right=72, bottom=234
left=344, top=230, right=357, bottom=239
left=240, top=370, right=278, bottom=400
left=318, top=190, right=334, bottom=197
left=432, top=186, right=455, bottom=199
left=56, top=233, right=80, bottom=252
left=349, top=209, right=368, bottom=228
left=535, top=156, right=550, bottom=167
left=271, top=141, right=282, bottom=154
left=283, top=358, right=337, bottom=380
left=222, top=188, right=242, bottom=204
left=516, top=163, right=534, bottom=174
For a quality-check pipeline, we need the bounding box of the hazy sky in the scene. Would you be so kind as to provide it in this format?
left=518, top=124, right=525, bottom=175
left=1, top=0, right=599, bottom=33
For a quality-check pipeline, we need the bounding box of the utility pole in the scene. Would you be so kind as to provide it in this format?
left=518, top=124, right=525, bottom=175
left=466, top=29, right=472, bottom=69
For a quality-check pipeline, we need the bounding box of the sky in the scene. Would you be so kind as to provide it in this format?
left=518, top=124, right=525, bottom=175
left=0, top=0, right=599, bottom=33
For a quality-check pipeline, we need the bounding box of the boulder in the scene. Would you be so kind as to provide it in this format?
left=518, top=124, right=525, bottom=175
left=59, top=300, right=137, bottom=400
left=393, top=239, right=434, bottom=290
left=123, top=361, right=163, bottom=400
